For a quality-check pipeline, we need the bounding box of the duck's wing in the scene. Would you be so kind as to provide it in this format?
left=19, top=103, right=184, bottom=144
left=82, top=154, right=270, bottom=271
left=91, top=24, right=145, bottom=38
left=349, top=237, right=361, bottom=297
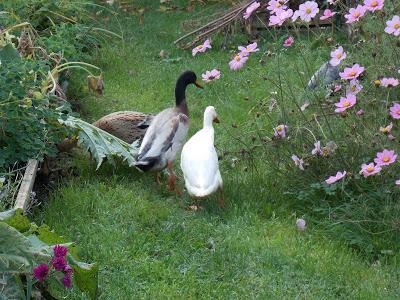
left=137, top=112, right=188, bottom=163
left=181, top=133, right=220, bottom=189
left=93, top=111, right=154, bottom=143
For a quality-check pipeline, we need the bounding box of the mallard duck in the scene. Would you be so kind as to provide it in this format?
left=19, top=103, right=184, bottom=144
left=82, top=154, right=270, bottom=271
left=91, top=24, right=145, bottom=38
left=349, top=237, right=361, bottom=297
left=180, top=106, right=224, bottom=208
left=135, top=70, right=203, bottom=193
left=93, top=111, right=153, bottom=144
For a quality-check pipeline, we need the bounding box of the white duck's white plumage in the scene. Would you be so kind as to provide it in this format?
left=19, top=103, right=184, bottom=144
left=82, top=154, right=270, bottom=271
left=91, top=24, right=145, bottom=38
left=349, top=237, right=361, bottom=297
left=180, top=106, right=223, bottom=199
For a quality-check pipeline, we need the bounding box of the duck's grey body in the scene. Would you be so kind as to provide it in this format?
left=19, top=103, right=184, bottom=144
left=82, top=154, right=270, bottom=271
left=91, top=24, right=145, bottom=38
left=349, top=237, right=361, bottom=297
left=136, top=107, right=189, bottom=172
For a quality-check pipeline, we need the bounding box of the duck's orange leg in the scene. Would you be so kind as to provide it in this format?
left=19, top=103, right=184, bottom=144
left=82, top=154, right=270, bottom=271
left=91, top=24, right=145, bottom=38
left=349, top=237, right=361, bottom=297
left=167, top=161, right=182, bottom=195
left=154, top=172, right=162, bottom=186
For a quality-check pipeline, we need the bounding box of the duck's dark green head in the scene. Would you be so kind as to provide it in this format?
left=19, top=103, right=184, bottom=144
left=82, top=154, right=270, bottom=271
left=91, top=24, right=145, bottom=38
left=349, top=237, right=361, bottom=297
left=175, top=70, right=203, bottom=106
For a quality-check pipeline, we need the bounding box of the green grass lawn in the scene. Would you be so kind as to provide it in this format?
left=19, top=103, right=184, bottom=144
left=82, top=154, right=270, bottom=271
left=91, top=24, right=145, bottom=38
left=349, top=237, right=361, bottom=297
left=35, top=2, right=400, bottom=298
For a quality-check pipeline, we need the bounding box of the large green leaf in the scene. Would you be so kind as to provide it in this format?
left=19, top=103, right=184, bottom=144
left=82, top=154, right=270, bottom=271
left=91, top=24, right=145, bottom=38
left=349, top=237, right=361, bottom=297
left=0, top=44, right=20, bottom=63
left=59, top=116, right=139, bottom=169
left=1, top=209, right=30, bottom=233
left=0, top=222, right=33, bottom=273
left=0, top=274, right=24, bottom=300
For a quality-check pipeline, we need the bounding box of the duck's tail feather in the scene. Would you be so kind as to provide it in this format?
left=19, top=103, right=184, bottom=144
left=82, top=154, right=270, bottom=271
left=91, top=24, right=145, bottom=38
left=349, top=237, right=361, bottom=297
left=134, top=156, right=158, bottom=172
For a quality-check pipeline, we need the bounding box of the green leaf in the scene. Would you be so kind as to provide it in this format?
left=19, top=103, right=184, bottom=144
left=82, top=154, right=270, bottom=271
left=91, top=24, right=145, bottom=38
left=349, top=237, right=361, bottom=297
left=0, top=44, right=20, bottom=63
left=59, top=116, right=139, bottom=169
left=69, top=257, right=98, bottom=300
left=3, top=209, right=30, bottom=233
left=0, top=274, right=24, bottom=300
left=0, top=222, right=33, bottom=273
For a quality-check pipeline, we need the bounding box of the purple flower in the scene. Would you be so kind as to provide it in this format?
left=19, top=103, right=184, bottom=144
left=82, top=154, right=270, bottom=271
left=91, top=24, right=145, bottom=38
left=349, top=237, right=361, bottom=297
left=325, top=171, right=346, bottom=185
left=298, top=1, right=319, bottom=22
left=62, top=274, right=72, bottom=289
left=329, top=46, right=346, bottom=67
left=33, top=264, right=49, bottom=282
left=346, top=79, right=363, bottom=95
left=334, top=94, right=357, bottom=113
left=385, top=15, right=400, bottom=36
left=229, top=54, right=248, bottom=71
left=283, top=36, right=294, bottom=47
left=311, top=141, right=323, bottom=155
left=359, top=163, right=382, bottom=177
left=53, top=245, right=68, bottom=258
left=345, top=5, right=366, bottom=24
left=243, top=1, right=261, bottom=19
left=380, top=77, right=399, bottom=87
left=202, top=69, right=221, bottom=83
left=374, top=149, right=397, bottom=166
left=291, top=154, right=305, bottom=170
left=52, top=257, right=67, bottom=271
left=192, top=39, right=211, bottom=56
left=389, top=103, right=400, bottom=119
left=296, top=218, right=306, bottom=231
left=64, top=264, right=74, bottom=274
left=273, top=124, right=288, bottom=138
left=320, top=9, right=336, bottom=20
left=238, top=42, right=259, bottom=56
left=339, top=64, right=365, bottom=80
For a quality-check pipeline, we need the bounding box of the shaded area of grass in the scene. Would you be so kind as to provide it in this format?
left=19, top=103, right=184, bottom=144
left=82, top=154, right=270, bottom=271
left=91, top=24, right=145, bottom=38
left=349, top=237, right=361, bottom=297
left=36, top=3, right=400, bottom=298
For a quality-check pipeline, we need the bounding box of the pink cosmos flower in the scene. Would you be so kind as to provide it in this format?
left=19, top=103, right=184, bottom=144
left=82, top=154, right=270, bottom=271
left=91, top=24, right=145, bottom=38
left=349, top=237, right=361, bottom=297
left=33, top=264, right=49, bottom=282
left=346, top=80, right=362, bottom=95
left=359, top=162, right=382, bottom=177
left=53, top=245, right=68, bottom=258
left=311, top=140, right=323, bottom=155
left=325, top=171, right=346, bottom=185
left=364, top=0, right=384, bottom=12
left=274, top=124, right=288, bottom=138
left=380, top=123, right=393, bottom=134
left=374, top=149, right=397, bottom=166
left=192, top=39, right=211, bottom=56
left=269, top=9, right=293, bottom=26
left=296, top=218, right=306, bottom=231
left=333, top=84, right=342, bottom=93
left=243, top=1, right=261, bottom=19
left=202, top=69, right=221, bottom=83
left=229, top=54, right=249, bottom=71
left=389, top=103, right=400, bottom=119
left=345, top=5, right=366, bottom=23
left=298, top=1, right=319, bottom=22
left=283, top=36, right=294, bottom=47
left=396, top=179, right=400, bottom=185
left=63, top=274, right=72, bottom=288
left=329, top=46, right=346, bottom=67
left=320, top=9, right=336, bottom=20
left=238, top=42, right=259, bottom=56
left=229, top=54, right=248, bottom=71
left=334, top=94, right=356, bottom=113
left=385, top=15, right=400, bottom=36
left=291, top=154, right=305, bottom=170
left=356, top=109, right=365, bottom=116
left=380, top=77, right=399, bottom=87
left=292, top=10, right=301, bottom=22
left=339, top=64, right=365, bottom=80
left=267, top=0, right=287, bottom=14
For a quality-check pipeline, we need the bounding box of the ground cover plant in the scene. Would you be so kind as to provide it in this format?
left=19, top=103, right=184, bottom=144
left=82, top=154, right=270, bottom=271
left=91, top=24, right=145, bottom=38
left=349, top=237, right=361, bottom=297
left=33, top=0, right=400, bottom=298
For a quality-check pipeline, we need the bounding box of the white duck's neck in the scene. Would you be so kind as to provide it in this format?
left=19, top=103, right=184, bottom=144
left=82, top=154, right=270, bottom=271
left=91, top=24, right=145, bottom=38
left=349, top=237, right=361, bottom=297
left=203, top=112, right=215, bottom=130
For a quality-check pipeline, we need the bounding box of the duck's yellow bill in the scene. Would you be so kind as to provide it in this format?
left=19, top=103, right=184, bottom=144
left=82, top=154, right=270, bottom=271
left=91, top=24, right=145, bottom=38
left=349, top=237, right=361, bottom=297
left=195, top=80, right=203, bottom=89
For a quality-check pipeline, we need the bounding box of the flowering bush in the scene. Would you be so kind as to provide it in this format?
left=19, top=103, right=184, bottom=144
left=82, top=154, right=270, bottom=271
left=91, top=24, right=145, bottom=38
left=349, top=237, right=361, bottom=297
left=0, top=209, right=98, bottom=299
left=194, top=0, right=400, bottom=254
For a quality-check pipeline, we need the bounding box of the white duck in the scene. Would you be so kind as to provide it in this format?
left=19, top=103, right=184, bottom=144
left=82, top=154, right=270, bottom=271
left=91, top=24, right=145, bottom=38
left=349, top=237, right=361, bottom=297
left=180, top=106, right=224, bottom=208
